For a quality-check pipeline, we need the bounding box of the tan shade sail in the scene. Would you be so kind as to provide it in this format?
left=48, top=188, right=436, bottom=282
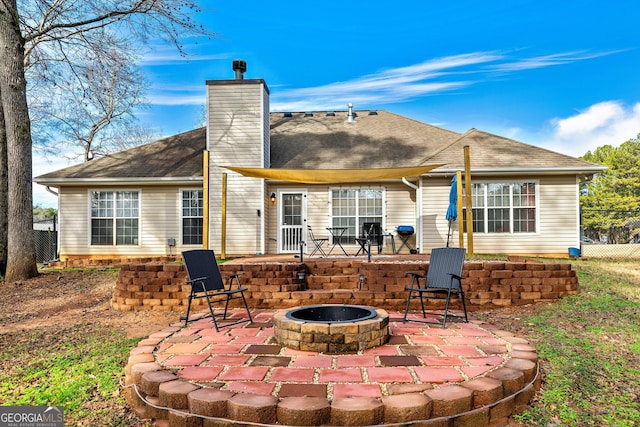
left=221, top=165, right=444, bottom=184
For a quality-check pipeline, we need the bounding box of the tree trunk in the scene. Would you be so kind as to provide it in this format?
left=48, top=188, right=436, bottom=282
left=0, top=1, right=38, bottom=281
left=0, top=97, right=7, bottom=278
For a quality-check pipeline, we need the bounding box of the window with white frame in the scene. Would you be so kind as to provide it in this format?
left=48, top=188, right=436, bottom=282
left=181, top=189, right=203, bottom=245
left=90, top=191, right=139, bottom=245
left=331, top=188, right=383, bottom=243
left=465, top=182, right=537, bottom=233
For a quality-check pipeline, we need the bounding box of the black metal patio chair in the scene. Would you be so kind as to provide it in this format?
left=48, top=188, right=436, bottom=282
left=181, top=249, right=253, bottom=331
left=355, top=222, right=383, bottom=256
left=307, top=225, right=328, bottom=256
left=403, top=247, right=468, bottom=328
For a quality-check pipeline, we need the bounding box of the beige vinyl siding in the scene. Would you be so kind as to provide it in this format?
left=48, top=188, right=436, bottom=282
left=265, top=182, right=417, bottom=254
left=265, top=185, right=327, bottom=254
left=206, top=81, right=268, bottom=256
left=262, top=89, right=270, bottom=168
left=385, top=183, right=418, bottom=253
left=58, top=187, right=89, bottom=258
left=58, top=186, right=187, bottom=258
left=206, top=83, right=266, bottom=167
left=421, top=175, right=579, bottom=256
left=422, top=178, right=456, bottom=250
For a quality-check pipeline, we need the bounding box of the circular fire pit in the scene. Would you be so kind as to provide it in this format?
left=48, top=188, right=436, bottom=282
left=274, top=304, right=389, bottom=353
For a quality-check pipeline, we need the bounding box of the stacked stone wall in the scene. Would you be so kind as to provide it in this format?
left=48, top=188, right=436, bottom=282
left=111, top=260, right=578, bottom=312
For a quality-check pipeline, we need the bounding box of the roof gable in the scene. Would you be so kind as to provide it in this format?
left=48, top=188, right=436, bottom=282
left=424, top=128, right=602, bottom=171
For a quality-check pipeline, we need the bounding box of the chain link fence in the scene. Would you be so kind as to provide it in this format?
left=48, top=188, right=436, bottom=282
left=580, top=209, right=640, bottom=258
left=34, top=218, right=58, bottom=263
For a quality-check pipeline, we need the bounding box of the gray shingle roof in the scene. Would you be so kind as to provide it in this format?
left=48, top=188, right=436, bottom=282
left=35, top=128, right=205, bottom=182
left=35, top=110, right=603, bottom=183
left=422, top=128, right=601, bottom=171
left=270, top=110, right=460, bottom=169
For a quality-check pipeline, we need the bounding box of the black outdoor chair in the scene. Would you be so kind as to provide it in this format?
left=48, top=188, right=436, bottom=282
left=307, top=225, right=328, bottom=256
left=181, top=249, right=253, bottom=331
left=355, top=222, right=384, bottom=256
left=403, top=247, right=468, bottom=328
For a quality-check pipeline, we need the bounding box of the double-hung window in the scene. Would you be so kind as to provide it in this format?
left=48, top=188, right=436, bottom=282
left=331, top=188, right=383, bottom=243
left=467, top=182, right=537, bottom=233
left=90, top=191, right=139, bottom=245
left=181, top=189, right=203, bottom=245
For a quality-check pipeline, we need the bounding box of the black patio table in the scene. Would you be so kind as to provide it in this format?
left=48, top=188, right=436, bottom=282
left=326, top=227, right=349, bottom=256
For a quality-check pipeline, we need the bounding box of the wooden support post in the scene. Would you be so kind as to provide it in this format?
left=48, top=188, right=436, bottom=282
left=464, top=145, right=473, bottom=256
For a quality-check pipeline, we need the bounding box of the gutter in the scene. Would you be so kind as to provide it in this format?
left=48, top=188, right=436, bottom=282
left=34, top=176, right=203, bottom=186
left=401, top=176, right=418, bottom=190
left=428, top=166, right=607, bottom=176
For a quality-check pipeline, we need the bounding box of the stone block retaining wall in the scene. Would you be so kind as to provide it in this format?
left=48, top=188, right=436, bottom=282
left=111, top=259, right=578, bottom=312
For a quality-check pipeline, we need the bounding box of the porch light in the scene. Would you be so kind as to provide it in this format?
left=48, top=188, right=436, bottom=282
left=270, top=193, right=276, bottom=204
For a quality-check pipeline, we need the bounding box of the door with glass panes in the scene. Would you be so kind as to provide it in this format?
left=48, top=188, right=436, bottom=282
left=278, top=190, right=307, bottom=253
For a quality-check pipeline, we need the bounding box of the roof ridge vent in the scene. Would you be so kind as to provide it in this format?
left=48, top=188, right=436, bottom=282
left=368, top=110, right=378, bottom=115
left=346, top=103, right=355, bottom=123
left=304, top=112, right=314, bottom=117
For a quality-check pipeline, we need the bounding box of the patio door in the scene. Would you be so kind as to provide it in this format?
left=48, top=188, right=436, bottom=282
left=278, top=190, right=307, bottom=253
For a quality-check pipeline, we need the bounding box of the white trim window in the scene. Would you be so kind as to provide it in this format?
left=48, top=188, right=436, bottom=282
left=330, top=187, right=384, bottom=243
left=468, top=182, right=537, bottom=233
left=181, top=189, right=203, bottom=245
left=90, top=191, right=139, bottom=245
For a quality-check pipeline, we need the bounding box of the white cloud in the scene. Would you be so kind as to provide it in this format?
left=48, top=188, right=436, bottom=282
left=543, top=101, right=640, bottom=157
left=148, top=92, right=205, bottom=106
left=271, top=50, right=620, bottom=112
left=490, top=50, right=622, bottom=73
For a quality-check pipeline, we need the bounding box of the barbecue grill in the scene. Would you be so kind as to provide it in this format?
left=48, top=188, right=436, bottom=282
left=396, top=225, right=417, bottom=254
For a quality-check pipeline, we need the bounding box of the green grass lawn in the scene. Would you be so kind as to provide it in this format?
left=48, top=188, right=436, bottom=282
left=0, top=259, right=638, bottom=426
left=511, top=259, right=640, bottom=427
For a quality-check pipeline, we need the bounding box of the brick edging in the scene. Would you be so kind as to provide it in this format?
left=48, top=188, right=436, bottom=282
left=124, top=322, right=541, bottom=426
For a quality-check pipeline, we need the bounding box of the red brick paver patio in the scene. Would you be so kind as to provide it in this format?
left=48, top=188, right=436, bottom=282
left=126, top=309, right=540, bottom=426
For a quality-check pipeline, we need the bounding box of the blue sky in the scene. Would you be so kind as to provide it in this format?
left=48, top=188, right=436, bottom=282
left=34, top=0, right=640, bottom=207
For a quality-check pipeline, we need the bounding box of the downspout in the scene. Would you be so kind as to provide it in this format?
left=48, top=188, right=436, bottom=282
left=463, top=145, right=474, bottom=256
left=402, top=177, right=421, bottom=253
left=401, top=177, right=418, bottom=191
left=45, top=186, right=60, bottom=260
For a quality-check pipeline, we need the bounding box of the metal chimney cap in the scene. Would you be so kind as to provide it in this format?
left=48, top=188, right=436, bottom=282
left=232, top=59, right=247, bottom=80
left=232, top=59, right=247, bottom=72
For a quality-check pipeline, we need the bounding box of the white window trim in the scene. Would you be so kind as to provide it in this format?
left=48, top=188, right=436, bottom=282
left=179, top=188, right=204, bottom=247
left=328, top=186, right=387, bottom=241
left=87, top=189, right=142, bottom=246
left=470, top=180, right=539, bottom=235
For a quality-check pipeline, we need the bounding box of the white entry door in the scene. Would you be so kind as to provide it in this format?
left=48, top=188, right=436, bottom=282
left=278, top=190, right=307, bottom=253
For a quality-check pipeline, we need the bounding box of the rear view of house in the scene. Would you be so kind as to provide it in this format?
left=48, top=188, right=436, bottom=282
left=35, top=62, right=605, bottom=261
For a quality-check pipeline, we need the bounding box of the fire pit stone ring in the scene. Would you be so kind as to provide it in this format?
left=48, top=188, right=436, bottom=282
left=274, top=304, right=389, bottom=353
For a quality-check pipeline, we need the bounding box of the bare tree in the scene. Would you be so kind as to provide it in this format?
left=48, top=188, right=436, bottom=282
left=0, top=0, right=211, bottom=281
left=0, top=96, right=7, bottom=278
left=0, top=0, right=39, bottom=281
left=33, top=37, right=150, bottom=161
